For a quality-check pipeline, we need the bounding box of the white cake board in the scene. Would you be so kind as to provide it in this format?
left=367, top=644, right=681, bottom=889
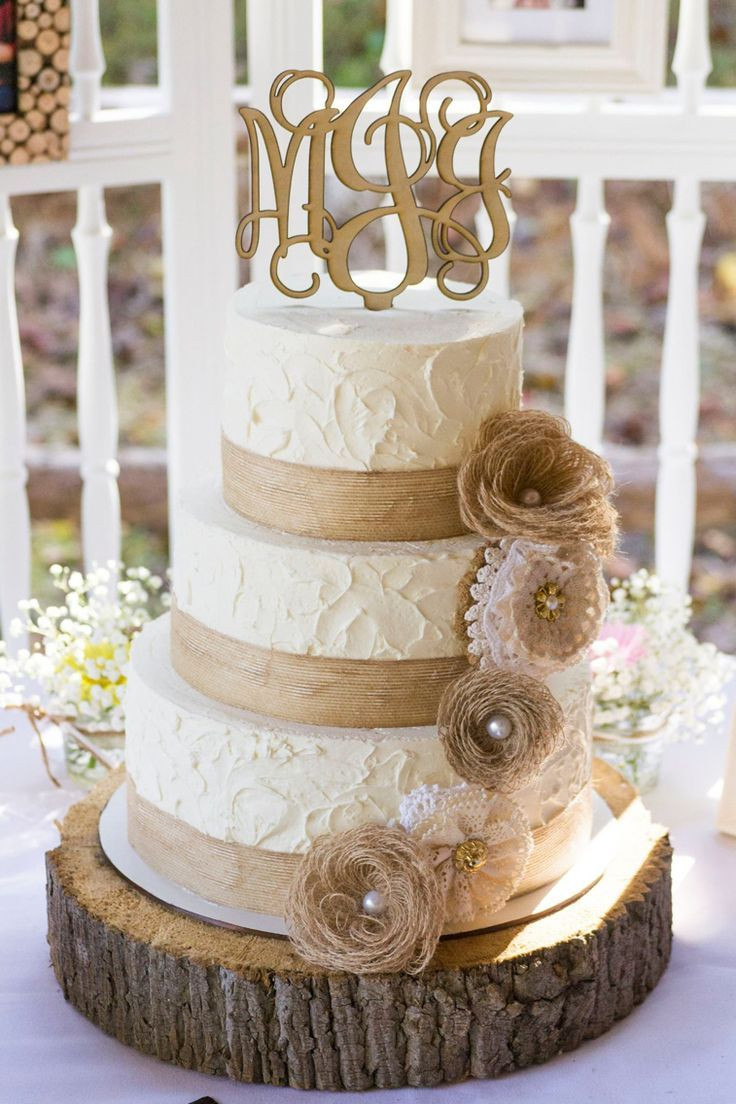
left=99, top=786, right=617, bottom=938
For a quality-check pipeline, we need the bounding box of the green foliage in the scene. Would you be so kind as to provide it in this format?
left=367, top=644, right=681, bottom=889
left=31, top=520, right=169, bottom=608
left=710, top=0, right=736, bottom=87
left=324, top=0, right=385, bottom=87
left=50, top=244, right=76, bottom=270
left=97, top=0, right=736, bottom=91
left=234, top=1, right=248, bottom=83
left=99, top=0, right=158, bottom=86
left=98, top=0, right=387, bottom=89
left=99, top=0, right=249, bottom=85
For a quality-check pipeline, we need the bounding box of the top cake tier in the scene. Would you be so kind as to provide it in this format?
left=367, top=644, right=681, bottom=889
left=221, top=278, right=523, bottom=474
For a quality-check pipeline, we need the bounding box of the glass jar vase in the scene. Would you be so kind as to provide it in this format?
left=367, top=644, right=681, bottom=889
left=593, top=718, right=669, bottom=793
left=62, top=722, right=125, bottom=788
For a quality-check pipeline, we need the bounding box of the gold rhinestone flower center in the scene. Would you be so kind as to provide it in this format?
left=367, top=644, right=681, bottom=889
left=453, top=838, right=488, bottom=875
left=534, top=581, right=566, bottom=622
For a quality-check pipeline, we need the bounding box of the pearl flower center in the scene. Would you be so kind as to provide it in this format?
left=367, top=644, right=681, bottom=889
left=485, top=712, right=513, bottom=742
left=534, top=581, right=566, bottom=622
left=453, top=838, right=489, bottom=875
left=519, top=487, right=542, bottom=507
left=361, top=889, right=387, bottom=917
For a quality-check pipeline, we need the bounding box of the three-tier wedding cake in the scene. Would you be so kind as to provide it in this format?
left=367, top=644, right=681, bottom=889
left=44, top=70, right=673, bottom=1091
left=123, top=273, right=615, bottom=969
left=121, top=68, right=618, bottom=976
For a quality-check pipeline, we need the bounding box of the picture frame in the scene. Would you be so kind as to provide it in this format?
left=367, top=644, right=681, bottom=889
left=410, top=0, right=669, bottom=95
left=0, top=0, right=70, bottom=166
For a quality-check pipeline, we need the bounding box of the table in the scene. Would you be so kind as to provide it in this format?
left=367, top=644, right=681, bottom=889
left=2, top=706, right=735, bottom=1104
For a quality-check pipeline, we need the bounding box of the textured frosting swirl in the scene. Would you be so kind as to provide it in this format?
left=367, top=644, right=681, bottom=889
left=125, top=616, right=592, bottom=853
left=222, top=280, right=523, bottom=472
left=175, top=486, right=482, bottom=660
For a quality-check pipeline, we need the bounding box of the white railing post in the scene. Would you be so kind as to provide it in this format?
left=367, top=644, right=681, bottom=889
left=672, top=0, right=712, bottom=113
left=158, top=0, right=238, bottom=561
left=0, top=197, right=31, bottom=650
left=247, top=1, right=323, bottom=120
left=71, top=186, right=121, bottom=571
left=564, top=175, right=610, bottom=454
left=655, top=0, right=711, bottom=589
left=655, top=181, right=706, bottom=589
left=246, top=0, right=323, bottom=285
left=69, top=0, right=106, bottom=118
left=70, top=0, right=120, bottom=573
left=380, top=0, right=412, bottom=74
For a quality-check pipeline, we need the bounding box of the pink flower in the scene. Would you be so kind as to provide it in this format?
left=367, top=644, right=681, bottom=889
left=597, top=622, right=648, bottom=666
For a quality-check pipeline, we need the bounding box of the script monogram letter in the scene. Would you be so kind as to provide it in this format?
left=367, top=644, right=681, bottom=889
left=237, top=69, right=513, bottom=309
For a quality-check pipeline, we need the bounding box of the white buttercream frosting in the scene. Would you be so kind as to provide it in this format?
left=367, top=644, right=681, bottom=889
left=174, top=485, right=482, bottom=660
left=222, top=278, right=523, bottom=472
left=125, top=616, right=592, bottom=854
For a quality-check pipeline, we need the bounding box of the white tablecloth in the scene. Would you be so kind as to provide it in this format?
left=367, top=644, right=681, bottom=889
left=2, top=706, right=736, bottom=1104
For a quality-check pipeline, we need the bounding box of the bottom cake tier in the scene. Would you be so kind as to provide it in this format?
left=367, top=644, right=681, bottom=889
left=125, top=614, right=594, bottom=928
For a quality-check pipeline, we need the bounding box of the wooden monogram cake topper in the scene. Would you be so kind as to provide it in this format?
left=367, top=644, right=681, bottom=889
left=236, top=70, right=512, bottom=310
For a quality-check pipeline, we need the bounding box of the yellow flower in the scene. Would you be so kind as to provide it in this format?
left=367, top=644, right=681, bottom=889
left=60, top=639, right=130, bottom=707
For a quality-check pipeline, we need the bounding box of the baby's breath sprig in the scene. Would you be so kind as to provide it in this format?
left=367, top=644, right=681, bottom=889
left=0, top=562, right=169, bottom=735
left=590, top=569, right=734, bottom=741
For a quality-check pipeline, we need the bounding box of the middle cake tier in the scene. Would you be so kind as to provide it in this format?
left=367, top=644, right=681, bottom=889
left=172, top=484, right=483, bottom=727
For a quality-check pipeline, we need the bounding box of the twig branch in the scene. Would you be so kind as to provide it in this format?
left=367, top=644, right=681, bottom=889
left=66, top=727, right=117, bottom=772
left=2, top=702, right=119, bottom=784
left=3, top=704, right=61, bottom=788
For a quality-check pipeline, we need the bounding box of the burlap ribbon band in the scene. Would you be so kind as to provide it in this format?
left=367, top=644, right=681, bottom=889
left=222, top=435, right=468, bottom=542
left=171, top=603, right=468, bottom=728
left=127, top=782, right=593, bottom=926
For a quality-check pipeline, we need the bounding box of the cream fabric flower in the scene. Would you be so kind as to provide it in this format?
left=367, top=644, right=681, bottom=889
left=399, top=783, right=532, bottom=926
left=467, top=539, right=608, bottom=678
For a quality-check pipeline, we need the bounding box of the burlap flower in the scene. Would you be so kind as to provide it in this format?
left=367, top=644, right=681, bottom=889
left=285, top=823, right=444, bottom=975
left=467, top=538, right=608, bottom=678
left=438, top=665, right=565, bottom=793
left=399, top=783, right=532, bottom=925
left=457, top=410, right=618, bottom=558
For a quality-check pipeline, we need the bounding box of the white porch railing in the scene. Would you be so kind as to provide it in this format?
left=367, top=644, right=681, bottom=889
left=0, top=0, right=733, bottom=646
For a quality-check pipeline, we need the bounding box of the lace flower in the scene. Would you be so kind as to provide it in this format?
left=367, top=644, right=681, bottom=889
left=285, top=823, right=444, bottom=975
left=438, top=665, right=564, bottom=793
left=457, top=410, right=618, bottom=558
left=399, top=784, right=532, bottom=925
left=467, top=539, right=608, bottom=678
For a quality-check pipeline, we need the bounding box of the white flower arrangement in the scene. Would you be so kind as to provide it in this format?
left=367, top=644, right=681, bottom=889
left=0, top=563, right=169, bottom=733
left=589, top=568, right=734, bottom=741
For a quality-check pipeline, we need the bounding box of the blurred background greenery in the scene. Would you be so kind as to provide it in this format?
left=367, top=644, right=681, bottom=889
left=9, top=0, right=736, bottom=648
left=98, top=0, right=389, bottom=89
left=98, top=1, right=736, bottom=89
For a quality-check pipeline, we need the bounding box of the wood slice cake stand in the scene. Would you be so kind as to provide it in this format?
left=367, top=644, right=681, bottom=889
left=46, top=760, right=672, bottom=1092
